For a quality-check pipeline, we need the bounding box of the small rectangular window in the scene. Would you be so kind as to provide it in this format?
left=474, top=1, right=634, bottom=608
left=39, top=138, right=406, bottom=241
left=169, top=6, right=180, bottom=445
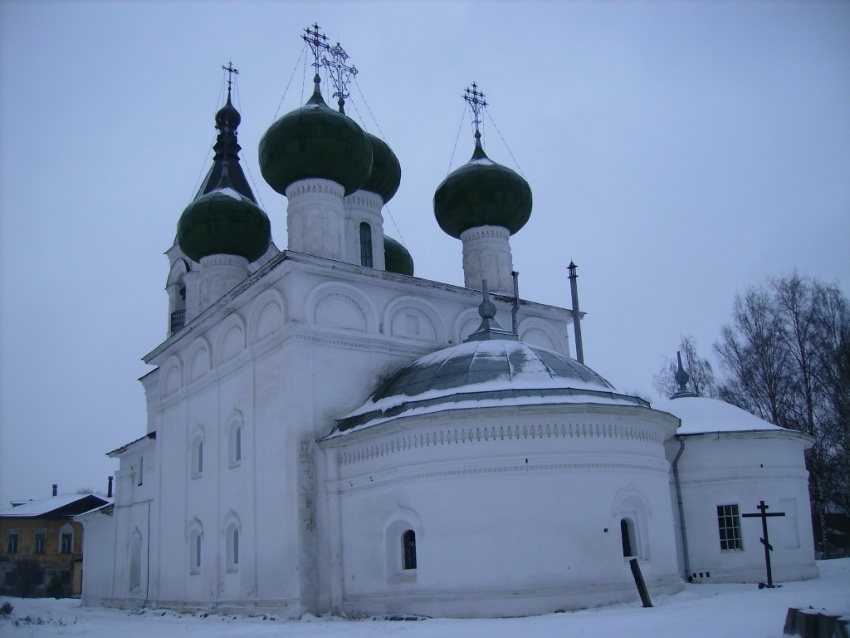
left=60, top=533, right=73, bottom=554
left=717, top=504, right=743, bottom=551
left=34, top=531, right=46, bottom=554
left=137, top=456, right=144, bottom=486
left=6, top=532, right=19, bottom=555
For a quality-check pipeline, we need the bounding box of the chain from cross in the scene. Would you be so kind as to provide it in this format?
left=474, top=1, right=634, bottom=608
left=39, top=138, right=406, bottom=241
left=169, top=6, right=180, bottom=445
left=222, top=62, right=239, bottom=92
left=323, top=42, right=358, bottom=107
left=302, top=23, right=330, bottom=73
left=463, top=82, right=488, bottom=135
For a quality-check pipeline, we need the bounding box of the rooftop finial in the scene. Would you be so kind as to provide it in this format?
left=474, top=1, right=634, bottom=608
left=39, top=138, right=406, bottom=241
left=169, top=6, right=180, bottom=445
left=671, top=351, right=697, bottom=399
left=302, top=22, right=330, bottom=88
left=323, top=41, right=357, bottom=114
left=222, top=61, right=239, bottom=97
left=464, top=279, right=518, bottom=343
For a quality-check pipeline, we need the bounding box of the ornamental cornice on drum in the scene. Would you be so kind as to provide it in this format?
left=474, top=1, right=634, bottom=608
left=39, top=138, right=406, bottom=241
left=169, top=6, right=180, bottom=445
left=460, top=226, right=511, bottom=242
left=336, top=458, right=670, bottom=493
left=285, top=178, right=346, bottom=200
left=333, top=419, right=663, bottom=466
left=344, top=191, right=384, bottom=209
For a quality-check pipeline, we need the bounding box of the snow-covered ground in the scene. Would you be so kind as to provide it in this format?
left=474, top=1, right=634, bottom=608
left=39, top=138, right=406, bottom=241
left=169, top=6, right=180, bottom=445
left=2, top=559, right=848, bottom=637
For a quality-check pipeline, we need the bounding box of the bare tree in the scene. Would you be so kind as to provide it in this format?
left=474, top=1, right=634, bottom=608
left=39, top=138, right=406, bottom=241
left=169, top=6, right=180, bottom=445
left=653, top=335, right=717, bottom=399
left=713, top=273, right=850, bottom=556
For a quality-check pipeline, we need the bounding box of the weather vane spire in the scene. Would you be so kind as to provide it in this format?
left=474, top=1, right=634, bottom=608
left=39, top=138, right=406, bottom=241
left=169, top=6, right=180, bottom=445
left=222, top=61, right=239, bottom=96
left=463, top=82, right=488, bottom=139
left=324, top=41, right=358, bottom=113
left=302, top=23, right=330, bottom=78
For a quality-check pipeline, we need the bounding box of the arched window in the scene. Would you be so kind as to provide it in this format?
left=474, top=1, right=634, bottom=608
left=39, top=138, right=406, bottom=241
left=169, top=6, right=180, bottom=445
left=402, top=530, right=417, bottom=571
left=226, top=523, right=239, bottom=572
left=359, top=222, right=373, bottom=267
left=189, top=528, right=202, bottom=575
left=191, top=436, right=204, bottom=478
left=129, top=532, right=142, bottom=592
left=621, top=518, right=636, bottom=558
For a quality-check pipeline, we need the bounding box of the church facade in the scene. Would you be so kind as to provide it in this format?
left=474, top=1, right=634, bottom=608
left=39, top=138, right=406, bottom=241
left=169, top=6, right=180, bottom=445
left=77, top=30, right=817, bottom=618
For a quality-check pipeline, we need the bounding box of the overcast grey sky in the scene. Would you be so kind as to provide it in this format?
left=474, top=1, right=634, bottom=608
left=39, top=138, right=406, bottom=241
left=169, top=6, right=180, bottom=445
left=1, top=1, right=848, bottom=506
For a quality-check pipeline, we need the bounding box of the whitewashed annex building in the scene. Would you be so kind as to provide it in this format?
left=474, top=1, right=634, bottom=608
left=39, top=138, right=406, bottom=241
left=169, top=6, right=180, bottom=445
left=78, top=29, right=817, bottom=618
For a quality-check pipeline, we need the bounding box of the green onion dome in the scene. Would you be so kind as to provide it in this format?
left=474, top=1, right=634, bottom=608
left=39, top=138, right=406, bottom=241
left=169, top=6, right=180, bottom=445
left=177, top=166, right=271, bottom=263
left=433, top=132, right=532, bottom=239
left=384, top=236, right=414, bottom=276
left=258, top=77, right=373, bottom=196
left=361, top=133, right=401, bottom=203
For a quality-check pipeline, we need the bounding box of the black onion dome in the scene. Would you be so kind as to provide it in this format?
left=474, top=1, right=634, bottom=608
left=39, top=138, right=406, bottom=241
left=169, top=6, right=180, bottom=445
left=215, top=92, right=242, bottom=129
left=361, top=133, right=401, bottom=203
left=433, top=133, right=532, bottom=239
left=258, top=79, right=373, bottom=196
left=177, top=166, right=271, bottom=263
left=384, top=236, right=414, bottom=276
left=336, top=340, right=645, bottom=432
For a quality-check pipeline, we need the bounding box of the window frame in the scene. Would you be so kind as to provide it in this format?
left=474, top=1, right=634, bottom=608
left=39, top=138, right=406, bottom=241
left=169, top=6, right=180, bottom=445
left=359, top=222, right=373, bottom=268
left=717, top=503, right=743, bottom=551
left=6, top=531, right=19, bottom=555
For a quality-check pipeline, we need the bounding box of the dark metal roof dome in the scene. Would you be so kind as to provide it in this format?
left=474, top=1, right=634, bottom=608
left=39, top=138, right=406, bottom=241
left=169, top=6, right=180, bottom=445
left=177, top=165, right=271, bottom=263
left=336, top=340, right=646, bottom=432
left=361, top=133, right=401, bottom=203
left=433, top=132, right=532, bottom=239
left=384, top=236, right=414, bottom=275
left=258, top=76, right=373, bottom=196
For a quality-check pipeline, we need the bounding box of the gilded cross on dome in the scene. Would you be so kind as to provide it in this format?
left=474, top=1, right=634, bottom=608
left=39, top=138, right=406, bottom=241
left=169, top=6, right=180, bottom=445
left=323, top=41, right=358, bottom=113
left=302, top=23, right=330, bottom=74
left=463, top=82, right=488, bottom=136
left=222, top=61, right=239, bottom=92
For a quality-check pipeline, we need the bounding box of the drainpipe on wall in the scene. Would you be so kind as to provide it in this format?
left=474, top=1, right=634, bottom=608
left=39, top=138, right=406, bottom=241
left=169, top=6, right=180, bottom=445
left=672, top=436, right=692, bottom=582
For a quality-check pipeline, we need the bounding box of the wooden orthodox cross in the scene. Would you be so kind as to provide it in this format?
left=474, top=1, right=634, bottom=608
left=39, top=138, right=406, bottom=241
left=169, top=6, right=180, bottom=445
left=742, top=500, right=785, bottom=588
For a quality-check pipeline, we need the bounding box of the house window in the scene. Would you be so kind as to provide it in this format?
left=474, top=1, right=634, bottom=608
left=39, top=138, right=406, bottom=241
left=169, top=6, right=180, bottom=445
left=359, top=222, right=373, bottom=267
left=60, top=524, right=74, bottom=554
left=229, top=424, right=242, bottom=466
left=137, top=456, right=144, bottom=486
left=34, top=531, right=46, bottom=554
left=717, top=504, right=743, bottom=551
left=621, top=518, right=636, bottom=558
left=189, top=529, right=202, bottom=575
left=6, top=531, right=19, bottom=554
left=226, top=524, right=239, bottom=572
left=191, top=436, right=204, bottom=478
left=402, top=530, right=417, bottom=571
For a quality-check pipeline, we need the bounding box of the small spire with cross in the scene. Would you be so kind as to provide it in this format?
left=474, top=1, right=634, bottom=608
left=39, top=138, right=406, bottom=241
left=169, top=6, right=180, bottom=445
left=323, top=41, right=358, bottom=113
left=302, top=23, right=330, bottom=77
left=222, top=61, right=239, bottom=95
left=463, top=82, right=488, bottom=139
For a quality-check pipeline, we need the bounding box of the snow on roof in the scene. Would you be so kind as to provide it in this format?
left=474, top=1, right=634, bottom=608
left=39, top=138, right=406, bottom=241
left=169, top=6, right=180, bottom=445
left=652, top=396, right=785, bottom=435
left=328, top=390, right=644, bottom=438
left=332, top=339, right=639, bottom=434
left=0, top=493, right=111, bottom=518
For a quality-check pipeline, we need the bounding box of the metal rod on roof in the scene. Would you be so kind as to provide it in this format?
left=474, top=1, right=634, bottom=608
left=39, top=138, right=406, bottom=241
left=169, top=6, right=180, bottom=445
left=511, top=271, right=520, bottom=336
left=568, top=262, right=585, bottom=364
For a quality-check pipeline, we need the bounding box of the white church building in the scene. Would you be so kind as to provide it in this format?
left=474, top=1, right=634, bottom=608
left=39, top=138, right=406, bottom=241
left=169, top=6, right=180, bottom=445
left=77, top=28, right=817, bottom=619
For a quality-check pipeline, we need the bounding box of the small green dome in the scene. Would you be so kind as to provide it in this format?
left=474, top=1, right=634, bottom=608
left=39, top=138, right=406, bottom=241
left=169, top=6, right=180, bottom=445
left=384, top=236, right=414, bottom=276
left=361, top=133, right=401, bottom=203
left=433, top=134, right=532, bottom=239
left=177, top=169, right=271, bottom=263
left=258, top=80, right=373, bottom=196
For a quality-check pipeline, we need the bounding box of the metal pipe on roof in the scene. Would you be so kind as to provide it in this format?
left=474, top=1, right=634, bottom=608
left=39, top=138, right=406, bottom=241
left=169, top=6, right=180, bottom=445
left=568, top=262, right=584, bottom=364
